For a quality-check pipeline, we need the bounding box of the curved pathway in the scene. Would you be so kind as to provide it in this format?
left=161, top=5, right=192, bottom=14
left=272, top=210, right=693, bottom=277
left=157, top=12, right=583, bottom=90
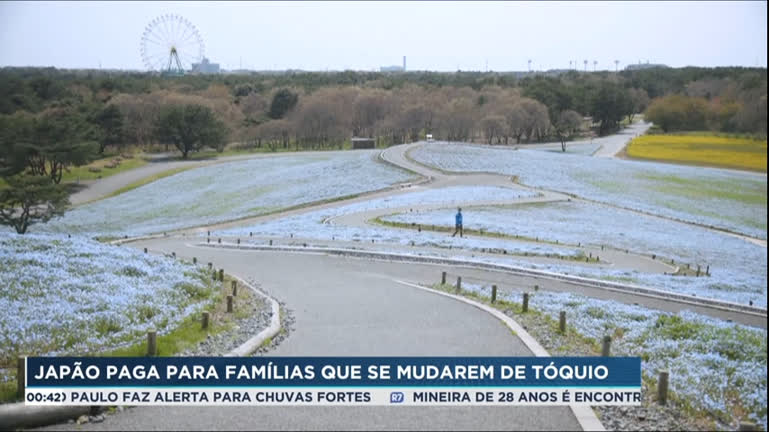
left=42, top=123, right=766, bottom=430
left=41, top=238, right=583, bottom=431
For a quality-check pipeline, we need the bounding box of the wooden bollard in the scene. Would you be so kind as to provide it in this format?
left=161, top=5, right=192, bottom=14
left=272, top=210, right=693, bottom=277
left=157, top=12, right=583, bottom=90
left=172, top=252, right=176, bottom=258
left=212, top=269, right=217, bottom=281
left=602, top=336, right=612, bottom=357
left=17, top=356, right=25, bottom=400
left=706, top=265, right=709, bottom=275
left=534, top=284, right=539, bottom=291
left=207, top=237, right=210, bottom=243
left=202, top=312, right=209, bottom=330
left=237, top=238, right=240, bottom=245
left=193, top=257, right=197, bottom=264
left=249, top=232, right=253, bottom=237
left=147, top=330, right=157, bottom=356
left=559, top=311, right=566, bottom=333
left=227, top=295, right=233, bottom=313
left=418, top=225, right=421, bottom=232
left=207, top=230, right=210, bottom=236
left=218, top=269, right=224, bottom=282
left=231, top=280, right=238, bottom=296
left=491, top=285, right=497, bottom=303
left=208, top=262, right=212, bottom=270
left=696, top=265, right=700, bottom=277
left=658, top=370, right=669, bottom=405
left=441, top=271, right=447, bottom=285
left=522, top=292, right=529, bottom=312
left=143, top=248, right=148, bottom=253
left=218, top=238, right=221, bottom=244
left=455, top=277, right=461, bottom=293
left=652, top=254, right=655, bottom=260
left=269, top=239, right=273, bottom=246
left=739, top=422, right=757, bottom=431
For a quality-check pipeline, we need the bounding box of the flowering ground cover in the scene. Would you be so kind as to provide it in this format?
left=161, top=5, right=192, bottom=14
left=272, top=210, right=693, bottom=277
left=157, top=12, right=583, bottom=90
left=0, top=232, right=213, bottom=379
left=219, top=186, right=582, bottom=258
left=409, top=143, right=767, bottom=238
left=459, top=282, right=768, bottom=430
left=35, top=151, right=413, bottom=236
left=382, top=201, right=767, bottom=306
left=627, top=134, right=767, bottom=172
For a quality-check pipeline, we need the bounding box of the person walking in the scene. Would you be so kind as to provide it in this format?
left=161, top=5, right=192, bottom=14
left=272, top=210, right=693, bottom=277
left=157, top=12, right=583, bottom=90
left=452, top=207, right=463, bottom=238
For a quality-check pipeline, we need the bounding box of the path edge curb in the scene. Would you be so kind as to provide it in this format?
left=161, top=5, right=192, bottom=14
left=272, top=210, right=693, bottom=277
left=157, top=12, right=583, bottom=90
left=393, top=279, right=605, bottom=432
left=198, top=242, right=767, bottom=317
left=225, top=274, right=282, bottom=357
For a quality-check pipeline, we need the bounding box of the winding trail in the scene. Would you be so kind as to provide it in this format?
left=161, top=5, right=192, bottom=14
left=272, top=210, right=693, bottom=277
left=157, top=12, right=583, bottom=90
left=40, top=239, right=583, bottom=431
left=41, top=122, right=767, bottom=430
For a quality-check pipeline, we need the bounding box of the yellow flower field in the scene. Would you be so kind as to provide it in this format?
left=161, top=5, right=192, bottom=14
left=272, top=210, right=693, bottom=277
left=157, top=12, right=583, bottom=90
left=627, top=134, right=767, bottom=172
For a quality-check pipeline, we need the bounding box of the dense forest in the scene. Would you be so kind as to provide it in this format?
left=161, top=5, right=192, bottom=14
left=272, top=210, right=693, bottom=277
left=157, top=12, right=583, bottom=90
left=1, top=66, right=765, bottom=153
left=0, top=66, right=766, bottom=233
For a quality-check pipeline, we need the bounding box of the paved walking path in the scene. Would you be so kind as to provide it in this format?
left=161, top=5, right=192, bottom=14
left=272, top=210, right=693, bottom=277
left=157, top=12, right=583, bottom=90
left=38, top=123, right=766, bottom=430
left=41, top=241, right=582, bottom=431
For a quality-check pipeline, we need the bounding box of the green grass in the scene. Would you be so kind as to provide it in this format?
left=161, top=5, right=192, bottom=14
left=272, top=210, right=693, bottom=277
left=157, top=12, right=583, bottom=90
left=596, top=274, right=640, bottom=284
left=429, top=282, right=601, bottom=354
left=0, top=155, right=147, bottom=189
left=0, top=381, right=17, bottom=403
left=1, top=274, right=255, bottom=403
left=639, top=173, right=767, bottom=206
left=103, top=311, right=222, bottom=357
left=372, top=216, right=600, bottom=263
left=426, top=281, right=719, bottom=429
left=62, top=156, right=149, bottom=183
left=104, top=274, right=255, bottom=357
left=185, top=139, right=384, bottom=160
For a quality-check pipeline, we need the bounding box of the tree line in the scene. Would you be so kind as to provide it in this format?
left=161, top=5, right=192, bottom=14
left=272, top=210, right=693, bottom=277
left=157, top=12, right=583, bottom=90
left=0, top=66, right=766, bottom=233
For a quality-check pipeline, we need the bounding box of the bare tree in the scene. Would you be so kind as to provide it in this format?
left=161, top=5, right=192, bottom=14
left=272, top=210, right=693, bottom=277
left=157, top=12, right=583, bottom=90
left=505, top=103, right=528, bottom=144
left=352, top=89, right=389, bottom=138
left=553, top=110, right=583, bottom=152
left=480, top=115, right=506, bottom=144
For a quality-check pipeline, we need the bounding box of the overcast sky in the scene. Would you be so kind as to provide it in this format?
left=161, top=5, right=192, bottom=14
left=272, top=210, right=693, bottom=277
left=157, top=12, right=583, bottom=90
left=0, top=1, right=766, bottom=72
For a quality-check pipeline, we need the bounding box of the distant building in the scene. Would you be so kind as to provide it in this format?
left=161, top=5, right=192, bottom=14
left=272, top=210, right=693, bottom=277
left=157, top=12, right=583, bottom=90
left=191, top=58, right=220, bottom=74
left=380, top=56, right=407, bottom=73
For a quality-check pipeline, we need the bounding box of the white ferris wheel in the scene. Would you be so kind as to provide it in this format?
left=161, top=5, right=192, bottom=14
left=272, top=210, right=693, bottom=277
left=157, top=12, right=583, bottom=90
left=140, top=14, right=205, bottom=75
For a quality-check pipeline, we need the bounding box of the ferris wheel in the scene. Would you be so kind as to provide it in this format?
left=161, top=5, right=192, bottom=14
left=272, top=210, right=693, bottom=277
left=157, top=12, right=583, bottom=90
left=140, top=14, right=204, bottom=74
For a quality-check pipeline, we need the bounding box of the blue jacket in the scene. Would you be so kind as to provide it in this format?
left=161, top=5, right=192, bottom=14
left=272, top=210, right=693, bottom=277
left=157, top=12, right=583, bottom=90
left=455, top=212, right=463, bottom=225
